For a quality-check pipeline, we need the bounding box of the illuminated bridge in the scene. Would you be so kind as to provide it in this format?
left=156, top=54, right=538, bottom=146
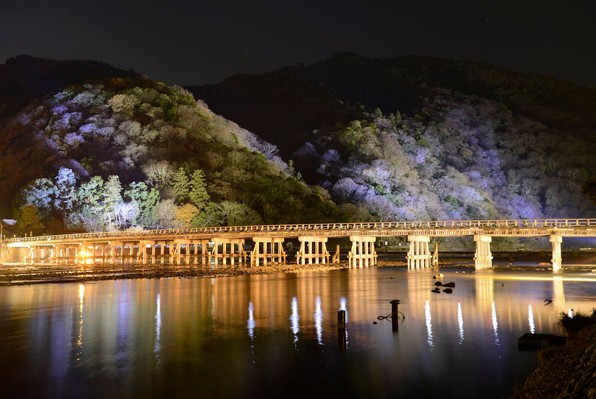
left=2, top=218, right=595, bottom=272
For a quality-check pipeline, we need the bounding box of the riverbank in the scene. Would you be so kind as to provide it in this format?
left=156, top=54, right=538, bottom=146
left=511, top=319, right=596, bottom=399
left=2, top=256, right=594, bottom=286
left=0, top=262, right=362, bottom=286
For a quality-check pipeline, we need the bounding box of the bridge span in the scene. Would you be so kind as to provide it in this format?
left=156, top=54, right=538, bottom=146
left=2, top=218, right=595, bottom=271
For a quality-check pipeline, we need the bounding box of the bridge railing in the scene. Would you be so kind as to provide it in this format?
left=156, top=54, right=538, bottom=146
left=5, top=218, right=595, bottom=243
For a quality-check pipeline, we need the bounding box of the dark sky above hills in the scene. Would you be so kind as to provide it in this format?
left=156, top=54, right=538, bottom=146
left=1, top=0, right=595, bottom=86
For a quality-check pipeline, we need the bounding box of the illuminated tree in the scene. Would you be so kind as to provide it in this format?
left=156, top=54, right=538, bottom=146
left=144, top=161, right=175, bottom=190
left=172, top=167, right=190, bottom=204
left=219, top=201, right=262, bottom=226
left=54, top=167, right=77, bottom=212
left=125, top=182, right=159, bottom=226
left=188, top=169, right=210, bottom=210
left=155, top=199, right=179, bottom=228
left=14, top=205, right=43, bottom=235
left=175, top=203, right=199, bottom=227
left=21, top=178, right=57, bottom=216
left=103, top=175, right=123, bottom=228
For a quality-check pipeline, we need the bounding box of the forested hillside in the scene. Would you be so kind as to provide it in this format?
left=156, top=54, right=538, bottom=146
left=1, top=54, right=594, bottom=236
left=190, top=53, right=596, bottom=221
left=0, top=71, right=340, bottom=234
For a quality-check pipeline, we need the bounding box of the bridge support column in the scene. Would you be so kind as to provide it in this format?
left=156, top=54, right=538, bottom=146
left=211, top=238, right=245, bottom=266
left=550, top=235, right=562, bottom=272
left=139, top=241, right=149, bottom=264
left=173, top=240, right=189, bottom=265
left=474, top=235, right=493, bottom=270
left=348, top=236, right=377, bottom=268
left=297, top=236, right=329, bottom=265
left=407, top=236, right=431, bottom=269
left=111, top=242, right=123, bottom=264
left=252, top=237, right=286, bottom=266
left=52, top=245, right=60, bottom=264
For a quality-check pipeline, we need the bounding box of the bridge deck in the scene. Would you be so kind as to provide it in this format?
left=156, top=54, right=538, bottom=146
left=5, top=218, right=595, bottom=247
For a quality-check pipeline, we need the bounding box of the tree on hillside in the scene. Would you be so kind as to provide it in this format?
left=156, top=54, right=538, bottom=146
left=144, top=161, right=176, bottom=191
left=14, top=205, right=43, bottom=235
left=172, top=167, right=190, bottom=204
left=103, top=175, right=123, bottom=229
left=175, top=203, right=199, bottom=227
left=21, top=178, right=57, bottom=216
left=125, top=182, right=159, bottom=226
left=189, top=169, right=210, bottom=210
left=69, top=176, right=105, bottom=230
left=54, top=167, right=76, bottom=213
left=219, top=201, right=262, bottom=226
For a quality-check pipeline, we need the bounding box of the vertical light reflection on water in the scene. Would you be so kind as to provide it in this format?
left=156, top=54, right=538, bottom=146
left=340, top=297, right=348, bottom=320
left=425, top=300, right=433, bottom=349
left=528, top=304, right=535, bottom=334
left=247, top=301, right=255, bottom=340
left=291, top=297, right=299, bottom=348
left=314, top=297, right=323, bottom=346
left=154, top=293, right=161, bottom=367
left=248, top=301, right=256, bottom=363
left=340, top=297, right=349, bottom=349
left=491, top=301, right=500, bottom=346
left=552, top=276, right=566, bottom=312
left=72, top=283, right=85, bottom=365
left=457, top=302, right=464, bottom=344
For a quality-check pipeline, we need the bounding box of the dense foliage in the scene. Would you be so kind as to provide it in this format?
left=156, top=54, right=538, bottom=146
left=1, top=54, right=595, bottom=235
left=1, top=77, right=340, bottom=233
left=296, top=91, right=595, bottom=220
left=192, top=53, right=596, bottom=221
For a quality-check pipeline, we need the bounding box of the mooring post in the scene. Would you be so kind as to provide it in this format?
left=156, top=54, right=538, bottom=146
left=390, top=299, right=401, bottom=333
left=338, top=309, right=346, bottom=330
left=338, top=309, right=347, bottom=351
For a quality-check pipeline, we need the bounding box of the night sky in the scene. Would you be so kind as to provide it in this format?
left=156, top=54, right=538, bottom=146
left=1, top=0, right=595, bottom=86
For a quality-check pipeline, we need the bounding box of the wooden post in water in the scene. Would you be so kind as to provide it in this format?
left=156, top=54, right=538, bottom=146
left=432, top=244, right=439, bottom=267
left=338, top=309, right=347, bottom=351
left=390, top=299, right=401, bottom=333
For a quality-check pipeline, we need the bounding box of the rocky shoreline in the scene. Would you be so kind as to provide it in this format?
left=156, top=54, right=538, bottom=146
left=0, top=261, right=367, bottom=286
left=511, top=323, right=596, bottom=399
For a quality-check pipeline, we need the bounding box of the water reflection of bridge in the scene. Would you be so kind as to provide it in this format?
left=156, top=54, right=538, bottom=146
left=2, top=218, right=595, bottom=271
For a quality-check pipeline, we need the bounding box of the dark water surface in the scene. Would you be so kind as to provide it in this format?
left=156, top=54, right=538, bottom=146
left=0, top=266, right=594, bottom=399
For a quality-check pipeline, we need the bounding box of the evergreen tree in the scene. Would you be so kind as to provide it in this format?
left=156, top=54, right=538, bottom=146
left=14, top=205, right=43, bottom=235
left=188, top=169, right=210, bottom=210
left=21, top=178, right=57, bottom=217
left=125, top=182, right=159, bottom=226
left=103, top=175, right=123, bottom=228
left=172, top=167, right=190, bottom=204
left=54, top=168, right=77, bottom=213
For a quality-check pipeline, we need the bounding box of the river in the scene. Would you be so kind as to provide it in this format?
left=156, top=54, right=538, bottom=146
left=0, top=266, right=594, bottom=398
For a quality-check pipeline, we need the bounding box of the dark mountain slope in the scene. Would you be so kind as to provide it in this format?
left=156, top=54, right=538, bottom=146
left=190, top=53, right=596, bottom=148
left=189, top=53, right=596, bottom=221
left=0, top=55, right=138, bottom=120
left=193, top=68, right=359, bottom=159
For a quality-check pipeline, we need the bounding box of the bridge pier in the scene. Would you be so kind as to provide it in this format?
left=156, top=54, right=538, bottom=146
left=211, top=238, right=245, bottom=266
left=474, top=235, right=493, bottom=270
left=348, top=236, right=377, bottom=268
left=296, top=236, right=330, bottom=265
left=407, top=235, right=431, bottom=269
left=550, top=235, right=562, bottom=272
left=252, top=237, right=286, bottom=266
